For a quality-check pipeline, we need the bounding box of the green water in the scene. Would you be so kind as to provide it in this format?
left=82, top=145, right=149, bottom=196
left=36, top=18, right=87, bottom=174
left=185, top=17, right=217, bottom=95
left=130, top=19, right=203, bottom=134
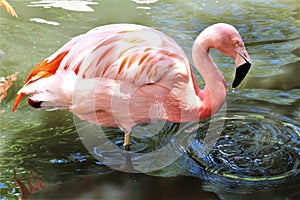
left=0, top=0, right=299, bottom=199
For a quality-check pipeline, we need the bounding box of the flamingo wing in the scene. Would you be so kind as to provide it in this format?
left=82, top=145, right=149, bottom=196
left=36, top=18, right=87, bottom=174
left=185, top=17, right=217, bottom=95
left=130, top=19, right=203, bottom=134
left=50, top=24, right=188, bottom=81
left=14, top=24, right=194, bottom=110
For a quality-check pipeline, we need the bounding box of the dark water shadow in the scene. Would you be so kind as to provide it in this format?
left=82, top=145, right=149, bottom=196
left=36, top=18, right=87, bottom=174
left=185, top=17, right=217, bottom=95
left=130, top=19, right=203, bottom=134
left=23, top=170, right=219, bottom=200
left=244, top=60, right=300, bottom=90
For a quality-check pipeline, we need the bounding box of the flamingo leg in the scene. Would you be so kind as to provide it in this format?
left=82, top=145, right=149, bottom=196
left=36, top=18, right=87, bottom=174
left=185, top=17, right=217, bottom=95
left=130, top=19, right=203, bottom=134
left=124, top=133, right=131, bottom=151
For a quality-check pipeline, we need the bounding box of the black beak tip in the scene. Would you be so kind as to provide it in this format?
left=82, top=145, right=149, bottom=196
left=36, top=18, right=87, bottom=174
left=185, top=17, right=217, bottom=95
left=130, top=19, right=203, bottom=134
left=28, top=98, right=42, bottom=109
left=232, top=62, right=251, bottom=88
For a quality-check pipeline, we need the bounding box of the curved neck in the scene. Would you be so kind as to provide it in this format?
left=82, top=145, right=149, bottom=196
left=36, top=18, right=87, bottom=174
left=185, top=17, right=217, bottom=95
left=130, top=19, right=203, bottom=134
left=192, top=37, right=227, bottom=116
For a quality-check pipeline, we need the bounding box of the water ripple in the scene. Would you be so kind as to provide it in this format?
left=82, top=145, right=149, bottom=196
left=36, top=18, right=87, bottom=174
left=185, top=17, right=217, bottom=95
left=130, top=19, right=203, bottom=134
left=184, top=102, right=299, bottom=190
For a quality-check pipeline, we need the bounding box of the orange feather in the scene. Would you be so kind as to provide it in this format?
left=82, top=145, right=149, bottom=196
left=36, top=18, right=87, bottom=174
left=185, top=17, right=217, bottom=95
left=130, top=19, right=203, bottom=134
left=0, top=0, right=18, bottom=18
left=12, top=51, right=69, bottom=112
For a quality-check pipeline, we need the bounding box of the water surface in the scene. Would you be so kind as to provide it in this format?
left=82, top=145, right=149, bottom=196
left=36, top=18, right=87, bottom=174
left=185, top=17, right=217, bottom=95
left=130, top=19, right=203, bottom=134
left=0, top=0, right=299, bottom=199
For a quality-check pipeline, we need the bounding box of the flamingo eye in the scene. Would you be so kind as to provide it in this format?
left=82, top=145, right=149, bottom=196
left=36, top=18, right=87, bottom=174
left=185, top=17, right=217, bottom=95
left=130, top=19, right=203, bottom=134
left=233, top=40, right=239, bottom=46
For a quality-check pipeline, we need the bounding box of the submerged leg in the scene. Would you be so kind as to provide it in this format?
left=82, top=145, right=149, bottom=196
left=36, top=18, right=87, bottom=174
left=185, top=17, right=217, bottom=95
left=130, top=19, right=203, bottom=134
left=124, top=132, right=131, bottom=151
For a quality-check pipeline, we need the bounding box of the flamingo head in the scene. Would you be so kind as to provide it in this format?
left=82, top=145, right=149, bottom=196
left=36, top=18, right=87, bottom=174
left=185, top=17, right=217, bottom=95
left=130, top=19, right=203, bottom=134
left=198, top=23, right=252, bottom=88
left=12, top=70, right=75, bottom=112
left=12, top=52, right=74, bottom=112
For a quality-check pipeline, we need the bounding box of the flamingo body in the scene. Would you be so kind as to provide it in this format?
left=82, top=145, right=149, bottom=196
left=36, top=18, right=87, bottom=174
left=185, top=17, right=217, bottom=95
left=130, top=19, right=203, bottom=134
left=13, top=23, right=251, bottom=147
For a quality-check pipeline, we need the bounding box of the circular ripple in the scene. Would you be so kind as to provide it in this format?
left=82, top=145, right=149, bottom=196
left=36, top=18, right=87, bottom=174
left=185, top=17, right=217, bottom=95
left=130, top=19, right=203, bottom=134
left=186, top=105, right=300, bottom=182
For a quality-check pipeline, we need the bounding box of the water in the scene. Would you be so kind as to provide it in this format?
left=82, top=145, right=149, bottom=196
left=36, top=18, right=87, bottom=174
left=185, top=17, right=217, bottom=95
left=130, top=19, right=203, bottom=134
left=0, top=0, right=299, bottom=199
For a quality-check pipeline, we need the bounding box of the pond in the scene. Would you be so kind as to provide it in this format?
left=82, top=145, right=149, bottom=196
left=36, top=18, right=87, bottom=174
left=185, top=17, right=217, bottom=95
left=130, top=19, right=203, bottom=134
left=0, top=0, right=299, bottom=199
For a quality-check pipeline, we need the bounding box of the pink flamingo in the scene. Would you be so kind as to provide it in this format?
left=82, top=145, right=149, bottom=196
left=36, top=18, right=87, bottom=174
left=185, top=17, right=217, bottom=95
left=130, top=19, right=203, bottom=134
left=12, top=23, right=251, bottom=149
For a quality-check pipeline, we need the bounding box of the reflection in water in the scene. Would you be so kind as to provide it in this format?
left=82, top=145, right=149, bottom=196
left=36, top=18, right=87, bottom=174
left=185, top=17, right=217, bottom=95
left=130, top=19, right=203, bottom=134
left=131, top=0, right=160, bottom=4
left=77, top=120, right=187, bottom=173
left=28, top=0, right=98, bottom=12
left=30, top=18, right=60, bottom=26
left=18, top=171, right=218, bottom=200
left=1, top=0, right=300, bottom=199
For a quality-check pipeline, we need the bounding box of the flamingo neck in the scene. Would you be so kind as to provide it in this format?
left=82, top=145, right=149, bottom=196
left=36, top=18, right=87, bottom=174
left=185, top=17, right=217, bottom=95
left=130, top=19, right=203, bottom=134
left=192, top=37, right=227, bottom=117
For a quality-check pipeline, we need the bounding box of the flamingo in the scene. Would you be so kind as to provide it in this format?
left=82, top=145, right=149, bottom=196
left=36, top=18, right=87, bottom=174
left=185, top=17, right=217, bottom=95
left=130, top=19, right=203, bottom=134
left=12, top=23, right=251, bottom=150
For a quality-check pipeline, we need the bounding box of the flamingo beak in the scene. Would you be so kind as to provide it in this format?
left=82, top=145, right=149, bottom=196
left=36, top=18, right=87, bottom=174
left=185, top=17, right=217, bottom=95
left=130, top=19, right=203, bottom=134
left=232, top=51, right=251, bottom=88
left=12, top=93, right=24, bottom=112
